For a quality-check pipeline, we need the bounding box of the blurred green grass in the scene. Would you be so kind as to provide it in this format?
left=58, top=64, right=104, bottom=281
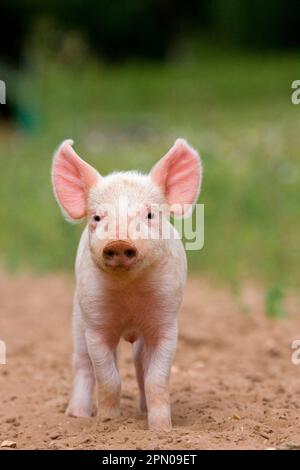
left=0, top=51, right=299, bottom=290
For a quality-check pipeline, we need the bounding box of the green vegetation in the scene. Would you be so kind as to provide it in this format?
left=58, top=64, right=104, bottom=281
left=265, top=286, right=287, bottom=319
left=0, top=51, right=299, bottom=290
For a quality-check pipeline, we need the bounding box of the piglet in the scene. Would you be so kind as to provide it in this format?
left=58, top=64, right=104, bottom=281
left=52, top=138, right=202, bottom=430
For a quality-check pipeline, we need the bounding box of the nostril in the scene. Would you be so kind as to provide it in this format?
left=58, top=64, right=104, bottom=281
left=103, top=248, right=116, bottom=259
left=106, top=250, right=115, bottom=258
left=124, top=248, right=136, bottom=259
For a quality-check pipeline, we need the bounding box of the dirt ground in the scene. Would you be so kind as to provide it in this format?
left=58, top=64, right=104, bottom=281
left=0, top=270, right=300, bottom=450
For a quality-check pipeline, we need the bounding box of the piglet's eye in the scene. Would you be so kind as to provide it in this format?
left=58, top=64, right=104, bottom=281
left=147, top=212, right=154, bottom=220
left=93, top=215, right=101, bottom=222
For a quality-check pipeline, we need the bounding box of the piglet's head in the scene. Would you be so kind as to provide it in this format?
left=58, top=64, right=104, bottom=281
left=52, top=139, right=202, bottom=273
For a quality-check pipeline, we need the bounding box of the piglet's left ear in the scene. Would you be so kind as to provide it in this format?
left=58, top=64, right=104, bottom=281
left=150, top=139, right=202, bottom=216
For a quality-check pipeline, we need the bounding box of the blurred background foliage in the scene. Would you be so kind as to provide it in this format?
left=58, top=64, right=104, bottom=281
left=0, top=1, right=299, bottom=293
left=1, top=0, right=300, bottom=64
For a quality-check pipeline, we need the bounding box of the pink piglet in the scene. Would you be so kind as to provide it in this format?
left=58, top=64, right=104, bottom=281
left=51, top=138, right=202, bottom=430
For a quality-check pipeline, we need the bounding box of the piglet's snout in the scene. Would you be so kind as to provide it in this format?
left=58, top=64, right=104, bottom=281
left=103, top=240, right=138, bottom=268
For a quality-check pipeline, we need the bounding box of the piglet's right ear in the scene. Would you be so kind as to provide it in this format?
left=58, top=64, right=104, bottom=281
left=52, top=140, right=101, bottom=221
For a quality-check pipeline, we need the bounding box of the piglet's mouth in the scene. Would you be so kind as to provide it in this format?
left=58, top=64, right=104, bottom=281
left=102, top=257, right=142, bottom=274
left=104, top=262, right=138, bottom=272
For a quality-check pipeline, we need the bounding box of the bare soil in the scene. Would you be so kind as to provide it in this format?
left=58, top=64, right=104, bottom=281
left=0, top=271, right=300, bottom=450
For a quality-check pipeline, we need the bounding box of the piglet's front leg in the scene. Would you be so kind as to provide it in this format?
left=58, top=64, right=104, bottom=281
left=143, top=322, right=178, bottom=431
left=85, top=328, right=121, bottom=420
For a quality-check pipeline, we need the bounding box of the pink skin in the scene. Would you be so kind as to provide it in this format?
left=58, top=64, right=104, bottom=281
left=52, top=138, right=202, bottom=431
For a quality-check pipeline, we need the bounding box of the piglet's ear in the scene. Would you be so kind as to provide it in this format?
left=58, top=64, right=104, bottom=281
left=150, top=138, right=202, bottom=216
left=52, top=139, right=101, bottom=221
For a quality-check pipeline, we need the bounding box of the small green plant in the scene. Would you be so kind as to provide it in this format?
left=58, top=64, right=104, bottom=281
left=265, top=286, right=287, bottom=319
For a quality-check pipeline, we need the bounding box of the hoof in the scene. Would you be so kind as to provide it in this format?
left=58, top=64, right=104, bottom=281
left=98, top=406, right=121, bottom=421
left=66, top=404, right=93, bottom=418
